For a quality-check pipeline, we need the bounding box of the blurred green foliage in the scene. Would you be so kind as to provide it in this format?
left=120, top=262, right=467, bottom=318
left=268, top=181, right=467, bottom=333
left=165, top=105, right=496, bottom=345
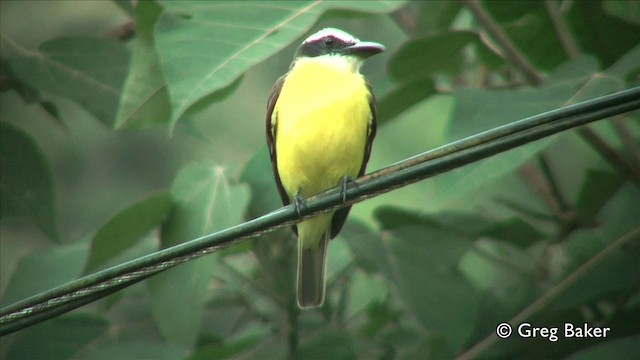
left=1, top=0, right=639, bottom=359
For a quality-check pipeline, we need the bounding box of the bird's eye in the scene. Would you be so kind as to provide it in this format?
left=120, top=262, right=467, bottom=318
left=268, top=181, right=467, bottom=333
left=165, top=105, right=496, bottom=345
left=323, top=37, right=335, bottom=47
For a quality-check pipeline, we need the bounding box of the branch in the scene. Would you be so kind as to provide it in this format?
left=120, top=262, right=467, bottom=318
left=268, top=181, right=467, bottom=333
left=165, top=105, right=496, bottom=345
left=611, top=117, right=640, bottom=169
left=456, top=226, right=640, bottom=360
left=544, top=0, right=580, bottom=58
left=577, top=126, right=640, bottom=186
left=464, top=0, right=544, bottom=85
left=1, top=87, right=639, bottom=335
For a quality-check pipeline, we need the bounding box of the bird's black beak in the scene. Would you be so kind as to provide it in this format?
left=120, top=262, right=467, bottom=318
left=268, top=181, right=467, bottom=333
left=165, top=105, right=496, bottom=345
left=341, top=41, right=385, bottom=59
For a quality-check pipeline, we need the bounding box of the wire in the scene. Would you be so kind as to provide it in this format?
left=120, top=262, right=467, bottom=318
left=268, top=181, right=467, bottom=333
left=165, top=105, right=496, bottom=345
left=1, top=87, right=639, bottom=336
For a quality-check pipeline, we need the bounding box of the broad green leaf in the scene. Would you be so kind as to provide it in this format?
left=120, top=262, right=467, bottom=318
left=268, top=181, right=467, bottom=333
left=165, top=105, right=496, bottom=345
left=154, top=0, right=407, bottom=128
left=387, top=223, right=478, bottom=351
left=414, top=1, right=463, bottom=36
left=342, top=221, right=393, bottom=276
left=360, top=301, right=403, bottom=338
left=112, top=0, right=135, bottom=16
left=0, top=123, right=59, bottom=242
left=483, top=1, right=566, bottom=70
left=575, top=169, right=625, bottom=223
left=1, top=242, right=88, bottom=307
left=551, top=185, right=640, bottom=310
left=188, top=336, right=262, bottom=360
left=84, top=192, right=174, bottom=273
left=367, top=210, right=479, bottom=349
left=388, top=31, right=478, bottom=81
left=81, top=341, right=189, bottom=360
left=148, top=162, right=250, bottom=347
left=376, top=206, right=543, bottom=248
left=459, top=238, right=536, bottom=296
left=603, top=1, right=640, bottom=25
left=568, top=1, right=640, bottom=68
left=436, top=55, right=624, bottom=203
left=0, top=59, right=62, bottom=124
left=605, top=44, right=640, bottom=80
left=115, top=0, right=171, bottom=129
left=345, top=270, right=387, bottom=319
left=478, top=217, right=544, bottom=248
left=3, top=313, right=108, bottom=360
left=566, top=336, right=640, bottom=360
left=377, top=78, right=436, bottom=124
left=1, top=36, right=130, bottom=126
left=239, top=147, right=282, bottom=219
left=294, top=330, right=355, bottom=360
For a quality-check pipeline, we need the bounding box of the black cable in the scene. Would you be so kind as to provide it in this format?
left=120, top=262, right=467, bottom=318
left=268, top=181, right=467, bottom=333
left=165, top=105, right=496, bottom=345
left=1, top=87, right=638, bottom=336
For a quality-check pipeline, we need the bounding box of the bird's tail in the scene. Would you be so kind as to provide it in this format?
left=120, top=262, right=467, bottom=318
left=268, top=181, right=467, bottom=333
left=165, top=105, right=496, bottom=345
left=297, top=216, right=330, bottom=308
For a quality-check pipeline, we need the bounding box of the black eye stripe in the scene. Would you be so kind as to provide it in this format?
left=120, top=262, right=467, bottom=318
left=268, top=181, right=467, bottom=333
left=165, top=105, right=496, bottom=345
left=297, top=35, right=356, bottom=58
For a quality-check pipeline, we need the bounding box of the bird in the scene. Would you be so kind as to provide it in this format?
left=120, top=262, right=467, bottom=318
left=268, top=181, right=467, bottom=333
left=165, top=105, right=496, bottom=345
left=266, top=28, right=384, bottom=308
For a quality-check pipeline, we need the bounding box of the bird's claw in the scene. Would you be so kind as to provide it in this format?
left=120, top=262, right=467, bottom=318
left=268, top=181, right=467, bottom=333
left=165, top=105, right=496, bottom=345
left=339, top=176, right=357, bottom=203
left=293, top=193, right=306, bottom=219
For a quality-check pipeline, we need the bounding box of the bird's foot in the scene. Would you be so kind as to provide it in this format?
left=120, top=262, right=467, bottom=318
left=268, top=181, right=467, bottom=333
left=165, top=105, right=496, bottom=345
left=338, top=176, right=358, bottom=203
left=293, top=192, right=306, bottom=219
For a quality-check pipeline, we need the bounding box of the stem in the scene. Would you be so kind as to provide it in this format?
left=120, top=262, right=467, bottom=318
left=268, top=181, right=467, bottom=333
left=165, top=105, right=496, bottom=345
left=287, top=304, right=299, bottom=358
left=392, top=5, right=417, bottom=35
left=544, top=0, right=580, bottom=58
left=611, top=118, right=640, bottom=168
left=577, top=126, right=640, bottom=186
left=464, top=0, right=543, bottom=85
left=456, top=226, right=640, bottom=360
left=536, top=155, right=581, bottom=238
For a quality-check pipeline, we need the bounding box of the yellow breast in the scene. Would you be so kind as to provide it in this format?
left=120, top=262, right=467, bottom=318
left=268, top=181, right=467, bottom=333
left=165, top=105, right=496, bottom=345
left=274, top=56, right=372, bottom=199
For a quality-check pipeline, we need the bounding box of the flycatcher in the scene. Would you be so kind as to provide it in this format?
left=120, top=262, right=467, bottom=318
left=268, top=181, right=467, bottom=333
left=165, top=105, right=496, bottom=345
left=266, top=28, right=384, bottom=308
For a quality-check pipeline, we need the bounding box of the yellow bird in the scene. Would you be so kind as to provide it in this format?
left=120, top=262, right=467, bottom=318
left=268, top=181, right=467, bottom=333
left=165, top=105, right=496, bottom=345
left=266, top=28, right=384, bottom=308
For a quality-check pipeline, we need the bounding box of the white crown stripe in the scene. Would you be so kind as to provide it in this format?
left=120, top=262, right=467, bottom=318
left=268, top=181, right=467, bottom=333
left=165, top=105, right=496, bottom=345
left=302, top=28, right=360, bottom=44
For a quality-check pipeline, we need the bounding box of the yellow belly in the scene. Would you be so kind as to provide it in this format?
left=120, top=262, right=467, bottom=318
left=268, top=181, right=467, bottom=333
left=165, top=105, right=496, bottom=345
left=274, top=57, right=372, bottom=199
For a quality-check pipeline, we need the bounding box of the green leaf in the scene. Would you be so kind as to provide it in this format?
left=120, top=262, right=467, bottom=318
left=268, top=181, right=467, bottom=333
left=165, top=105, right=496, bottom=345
left=388, top=31, right=478, bottom=81
left=154, top=0, right=407, bottom=129
left=0, top=59, right=62, bottom=124
left=566, top=335, right=640, bottom=360
left=414, top=1, right=463, bottom=36
left=84, top=192, right=174, bottom=273
left=568, top=1, right=640, bottom=68
left=115, top=0, right=171, bottom=129
left=342, top=221, right=393, bottom=276
left=3, top=313, right=108, bottom=360
left=0, top=123, right=59, bottom=242
left=384, top=222, right=478, bottom=350
left=148, top=162, right=250, bottom=347
left=372, top=215, right=479, bottom=350
left=1, top=242, right=88, bottom=307
left=605, top=44, right=640, bottom=80
left=377, top=78, right=436, bottom=124
left=436, top=55, right=624, bottom=203
left=295, top=330, right=355, bottom=360
left=552, top=185, right=640, bottom=310
left=483, top=1, right=566, bottom=70
left=459, top=238, right=536, bottom=295
left=239, top=146, right=281, bottom=219
left=346, top=270, right=387, bottom=319
left=603, top=0, right=640, bottom=25
left=2, top=36, right=130, bottom=126
left=478, top=217, right=544, bottom=248
left=82, top=341, right=190, bottom=360
left=575, top=169, right=625, bottom=223
left=188, top=336, right=261, bottom=360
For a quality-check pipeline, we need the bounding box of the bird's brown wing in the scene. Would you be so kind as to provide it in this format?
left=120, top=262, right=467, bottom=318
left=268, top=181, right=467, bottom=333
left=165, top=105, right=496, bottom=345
left=330, top=82, right=378, bottom=238
left=266, top=75, right=298, bottom=235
